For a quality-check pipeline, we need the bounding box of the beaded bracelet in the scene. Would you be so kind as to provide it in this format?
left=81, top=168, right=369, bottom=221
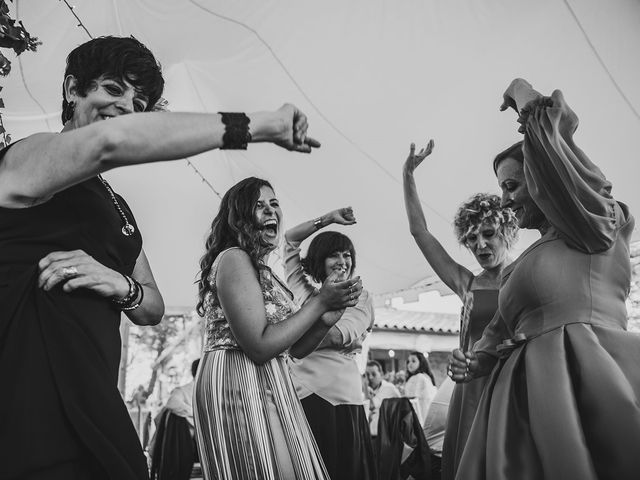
left=219, top=112, right=251, bottom=150
left=113, top=275, right=143, bottom=311
left=120, top=279, right=144, bottom=311
left=113, top=274, right=137, bottom=306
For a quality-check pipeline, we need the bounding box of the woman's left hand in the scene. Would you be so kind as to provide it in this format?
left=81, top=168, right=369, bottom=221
left=37, top=249, right=129, bottom=298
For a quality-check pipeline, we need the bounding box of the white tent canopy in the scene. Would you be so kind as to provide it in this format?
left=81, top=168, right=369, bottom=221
left=4, top=0, right=639, bottom=308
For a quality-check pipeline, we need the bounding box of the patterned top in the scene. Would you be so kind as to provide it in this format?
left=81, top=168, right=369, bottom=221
left=203, top=247, right=298, bottom=353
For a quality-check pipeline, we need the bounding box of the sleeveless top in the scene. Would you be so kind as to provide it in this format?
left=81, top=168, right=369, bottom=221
left=202, top=247, right=298, bottom=353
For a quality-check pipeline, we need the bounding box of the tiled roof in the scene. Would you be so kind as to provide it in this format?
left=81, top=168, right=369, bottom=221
left=374, top=307, right=460, bottom=334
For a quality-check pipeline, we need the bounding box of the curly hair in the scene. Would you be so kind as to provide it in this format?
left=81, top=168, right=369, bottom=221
left=196, top=177, right=274, bottom=316
left=61, top=36, right=164, bottom=123
left=301, top=231, right=356, bottom=284
left=406, top=351, right=436, bottom=386
left=453, top=193, right=519, bottom=249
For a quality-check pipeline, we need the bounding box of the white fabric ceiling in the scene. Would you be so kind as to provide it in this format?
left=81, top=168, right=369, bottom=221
left=4, top=0, right=640, bottom=308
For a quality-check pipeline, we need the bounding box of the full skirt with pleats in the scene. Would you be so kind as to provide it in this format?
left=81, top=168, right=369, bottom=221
left=194, top=349, right=329, bottom=480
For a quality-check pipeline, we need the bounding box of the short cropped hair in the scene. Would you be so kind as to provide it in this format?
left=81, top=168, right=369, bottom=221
left=367, top=360, right=384, bottom=374
left=62, top=36, right=164, bottom=123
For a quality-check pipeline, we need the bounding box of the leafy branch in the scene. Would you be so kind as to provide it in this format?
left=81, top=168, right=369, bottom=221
left=0, top=0, right=41, bottom=148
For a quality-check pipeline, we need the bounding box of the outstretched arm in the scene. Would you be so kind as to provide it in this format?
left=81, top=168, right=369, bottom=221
left=402, top=140, right=473, bottom=298
left=285, top=207, right=356, bottom=244
left=0, top=104, right=320, bottom=207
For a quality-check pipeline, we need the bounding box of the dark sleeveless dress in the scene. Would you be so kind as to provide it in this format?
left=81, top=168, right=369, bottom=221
left=441, top=289, right=499, bottom=480
left=0, top=147, right=148, bottom=479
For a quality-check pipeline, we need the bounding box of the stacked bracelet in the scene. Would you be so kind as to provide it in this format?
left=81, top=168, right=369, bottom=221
left=219, top=112, right=251, bottom=150
left=113, top=274, right=144, bottom=311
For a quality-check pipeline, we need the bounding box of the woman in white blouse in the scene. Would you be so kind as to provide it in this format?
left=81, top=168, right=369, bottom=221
left=404, top=351, right=438, bottom=425
left=285, top=206, right=376, bottom=480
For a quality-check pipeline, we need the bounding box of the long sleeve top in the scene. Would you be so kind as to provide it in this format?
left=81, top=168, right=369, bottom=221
left=284, top=239, right=375, bottom=405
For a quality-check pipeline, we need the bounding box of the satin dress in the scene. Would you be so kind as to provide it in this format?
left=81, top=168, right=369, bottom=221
left=441, top=288, right=498, bottom=480
left=456, top=94, right=640, bottom=480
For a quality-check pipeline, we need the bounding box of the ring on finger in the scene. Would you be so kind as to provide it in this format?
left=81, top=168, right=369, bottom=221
left=61, top=266, right=78, bottom=278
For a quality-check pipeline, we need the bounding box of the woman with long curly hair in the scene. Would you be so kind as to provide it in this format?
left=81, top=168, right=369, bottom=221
left=193, top=177, right=363, bottom=480
left=402, top=144, right=518, bottom=480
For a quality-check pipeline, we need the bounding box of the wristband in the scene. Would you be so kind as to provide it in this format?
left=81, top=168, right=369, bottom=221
left=219, top=112, right=251, bottom=150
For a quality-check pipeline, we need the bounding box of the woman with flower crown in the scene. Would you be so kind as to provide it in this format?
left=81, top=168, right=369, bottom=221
left=0, top=36, right=319, bottom=480
left=402, top=142, right=518, bottom=480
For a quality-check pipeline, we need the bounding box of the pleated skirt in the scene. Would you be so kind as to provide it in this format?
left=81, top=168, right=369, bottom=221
left=194, top=349, right=330, bottom=480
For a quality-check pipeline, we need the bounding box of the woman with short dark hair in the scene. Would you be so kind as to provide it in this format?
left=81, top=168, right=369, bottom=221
left=284, top=207, right=377, bottom=480
left=0, top=35, right=319, bottom=480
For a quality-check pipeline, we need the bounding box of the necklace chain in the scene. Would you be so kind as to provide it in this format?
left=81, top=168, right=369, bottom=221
left=98, top=175, right=135, bottom=236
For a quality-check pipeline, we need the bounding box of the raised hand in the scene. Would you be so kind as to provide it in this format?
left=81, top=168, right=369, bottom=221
left=403, top=139, right=434, bottom=175
left=328, top=206, right=356, bottom=225
left=38, top=249, right=129, bottom=298
left=273, top=103, right=321, bottom=153
left=499, top=78, right=542, bottom=115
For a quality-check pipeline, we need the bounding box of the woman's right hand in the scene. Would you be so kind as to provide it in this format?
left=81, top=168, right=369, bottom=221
left=272, top=103, right=321, bottom=153
left=403, top=140, right=434, bottom=175
left=317, top=270, right=362, bottom=311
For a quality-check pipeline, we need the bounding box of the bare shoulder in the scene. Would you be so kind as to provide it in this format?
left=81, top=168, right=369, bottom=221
left=216, top=248, right=256, bottom=282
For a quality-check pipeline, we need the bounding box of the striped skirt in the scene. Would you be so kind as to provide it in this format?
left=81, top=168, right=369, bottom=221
left=194, top=349, right=330, bottom=480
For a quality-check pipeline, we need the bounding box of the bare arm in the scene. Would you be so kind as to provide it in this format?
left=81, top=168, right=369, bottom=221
left=402, top=140, right=473, bottom=298
left=284, top=206, right=356, bottom=244
left=217, top=249, right=360, bottom=365
left=0, top=104, right=319, bottom=207
left=37, top=248, right=164, bottom=325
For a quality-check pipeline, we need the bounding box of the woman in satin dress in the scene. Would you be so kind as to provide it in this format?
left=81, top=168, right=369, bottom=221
left=450, top=78, right=640, bottom=480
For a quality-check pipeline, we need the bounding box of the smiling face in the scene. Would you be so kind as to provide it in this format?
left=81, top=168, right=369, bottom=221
left=65, top=75, right=149, bottom=129
left=323, top=250, right=352, bottom=282
left=464, top=221, right=509, bottom=271
left=496, top=157, right=546, bottom=231
left=254, top=186, right=282, bottom=250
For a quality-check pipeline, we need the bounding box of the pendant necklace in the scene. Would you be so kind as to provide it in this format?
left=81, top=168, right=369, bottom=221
left=98, top=175, right=136, bottom=236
